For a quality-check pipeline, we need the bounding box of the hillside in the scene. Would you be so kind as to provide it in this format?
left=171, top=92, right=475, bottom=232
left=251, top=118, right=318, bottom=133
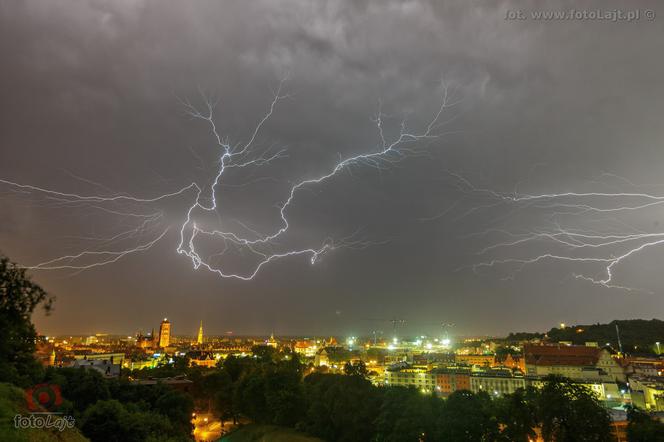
left=546, top=319, right=664, bottom=353
left=0, top=383, right=88, bottom=442
left=507, top=319, right=664, bottom=354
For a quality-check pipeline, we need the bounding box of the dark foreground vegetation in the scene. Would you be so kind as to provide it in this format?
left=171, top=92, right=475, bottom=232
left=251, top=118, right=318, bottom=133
left=3, top=254, right=664, bottom=441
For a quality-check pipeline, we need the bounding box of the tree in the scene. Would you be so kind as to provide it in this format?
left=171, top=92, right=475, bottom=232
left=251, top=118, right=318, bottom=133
left=81, top=399, right=175, bottom=442
left=223, top=354, right=253, bottom=382
left=81, top=399, right=128, bottom=442
left=437, top=390, right=499, bottom=441
left=252, top=345, right=278, bottom=363
left=153, top=388, right=194, bottom=438
left=538, top=375, right=612, bottom=442
left=626, top=406, right=664, bottom=441
left=0, top=255, right=54, bottom=386
left=235, top=368, right=269, bottom=423
left=343, top=360, right=368, bottom=378
left=56, top=367, right=111, bottom=413
left=495, top=388, right=538, bottom=442
left=299, top=373, right=381, bottom=442
left=495, top=345, right=521, bottom=359
left=374, top=387, right=438, bottom=442
left=209, top=371, right=238, bottom=425
left=264, top=365, right=305, bottom=427
left=172, top=354, right=190, bottom=372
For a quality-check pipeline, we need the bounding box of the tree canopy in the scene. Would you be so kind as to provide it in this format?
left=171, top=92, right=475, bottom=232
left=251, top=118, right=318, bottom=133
left=0, top=255, right=54, bottom=386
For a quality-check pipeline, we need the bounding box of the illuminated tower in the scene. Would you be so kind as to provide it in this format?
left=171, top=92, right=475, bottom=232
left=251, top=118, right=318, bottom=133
left=158, top=318, right=171, bottom=348
left=267, top=333, right=277, bottom=348
left=197, top=320, right=204, bottom=345
left=49, top=348, right=56, bottom=366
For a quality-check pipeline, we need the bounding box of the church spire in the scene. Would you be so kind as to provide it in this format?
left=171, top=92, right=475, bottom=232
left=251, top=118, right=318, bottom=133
left=197, top=320, right=204, bottom=345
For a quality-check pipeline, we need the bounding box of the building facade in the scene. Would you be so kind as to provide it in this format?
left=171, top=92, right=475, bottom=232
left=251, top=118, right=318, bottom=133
left=524, top=344, right=625, bottom=382
left=470, top=371, right=526, bottom=396
left=385, top=366, right=437, bottom=393
left=159, top=318, right=171, bottom=348
left=435, top=370, right=471, bottom=396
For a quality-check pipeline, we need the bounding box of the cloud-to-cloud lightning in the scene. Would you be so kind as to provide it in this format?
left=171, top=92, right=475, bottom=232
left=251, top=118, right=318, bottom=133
left=456, top=173, right=664, bottom=292
left=1, top=79, right=454, bottom=280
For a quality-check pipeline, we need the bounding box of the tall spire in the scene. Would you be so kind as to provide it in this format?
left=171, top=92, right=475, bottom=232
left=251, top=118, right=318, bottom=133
left=197, top=320, right=204, bottom=345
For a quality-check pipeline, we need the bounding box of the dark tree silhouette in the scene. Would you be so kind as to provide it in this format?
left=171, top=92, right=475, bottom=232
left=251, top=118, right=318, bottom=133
left=0, top=255, right=54, bottom=386
left=538, top=375, right=612, bottom=442
left=626, top=406, right=664, bottom=442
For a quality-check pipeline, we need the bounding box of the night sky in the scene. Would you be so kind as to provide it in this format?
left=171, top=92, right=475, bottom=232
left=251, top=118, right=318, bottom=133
left=2, top=1, right=664, bottom=338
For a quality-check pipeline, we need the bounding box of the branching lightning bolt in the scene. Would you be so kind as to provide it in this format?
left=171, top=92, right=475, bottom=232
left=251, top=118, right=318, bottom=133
left=1, top=78, right=455, bottom=280
left=452, top=173, right=664, bottom=292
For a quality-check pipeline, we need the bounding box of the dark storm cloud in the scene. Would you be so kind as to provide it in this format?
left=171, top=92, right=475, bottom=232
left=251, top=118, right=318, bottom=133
left=1, top=0, right=663, bottom=337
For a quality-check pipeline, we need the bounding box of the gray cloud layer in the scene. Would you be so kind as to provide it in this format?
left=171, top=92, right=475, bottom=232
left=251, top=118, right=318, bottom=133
left=1, top=0, right=663, bottom=337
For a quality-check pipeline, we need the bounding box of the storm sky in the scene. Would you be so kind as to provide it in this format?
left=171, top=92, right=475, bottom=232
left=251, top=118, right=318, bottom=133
left=2, top=0, right=664, bottom=338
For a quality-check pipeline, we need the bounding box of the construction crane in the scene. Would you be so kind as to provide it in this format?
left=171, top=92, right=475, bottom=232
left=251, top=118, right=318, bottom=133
left=361, top=317, right=407, bottom=341
left=440, top=322, right=455, bottom=340
left=370, top=330, right=383, bottom=346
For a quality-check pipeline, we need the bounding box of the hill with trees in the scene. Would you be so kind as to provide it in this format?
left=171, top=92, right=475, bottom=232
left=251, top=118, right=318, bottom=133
left=507, top=319, right=664, bottom=354
left=546, top=319, right=664, bottom=354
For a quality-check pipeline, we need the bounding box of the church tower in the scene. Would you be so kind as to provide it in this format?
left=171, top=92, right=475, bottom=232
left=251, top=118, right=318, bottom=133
left=158, top=318, right=171, bottom=348
left=197, top=320, right=204, bottom=345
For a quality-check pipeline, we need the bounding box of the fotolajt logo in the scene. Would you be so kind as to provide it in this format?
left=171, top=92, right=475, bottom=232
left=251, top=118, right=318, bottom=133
left=25, top=383, right=63, bottom=412
left=16, top=383, right=74, bottom=432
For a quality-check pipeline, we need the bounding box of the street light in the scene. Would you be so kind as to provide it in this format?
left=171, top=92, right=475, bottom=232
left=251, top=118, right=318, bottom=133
left=656, top=342, right=661, bottom=354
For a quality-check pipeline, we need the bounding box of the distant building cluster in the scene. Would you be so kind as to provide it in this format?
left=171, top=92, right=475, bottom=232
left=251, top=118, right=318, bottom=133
left=35, top=319, right=664, bottom=417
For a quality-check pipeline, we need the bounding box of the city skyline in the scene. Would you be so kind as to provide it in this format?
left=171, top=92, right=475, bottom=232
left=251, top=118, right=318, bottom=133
left=35, top=315, right=659, bottom=342
left=2, top=1, right=664, bottom=337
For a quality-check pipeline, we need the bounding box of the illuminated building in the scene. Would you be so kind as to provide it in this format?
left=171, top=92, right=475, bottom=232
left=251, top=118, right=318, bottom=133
left=189, top=351, right=217, bottom=368
left=628, top=376, right=664, bottom=411
left=495, top=353, right=526, bottom=372
left=384, top=364, right=436, bottom=393
left=197, top=320, right=204, bottom=345
left=137, top=332, right=155, bottom=349
left=71, top=355, right=122, bottom=378
left=73, top=353, right=125, bottom=366
left=294, top=340, right=318, bottom=357
left=266, top=333, right=277, bottom=348
left=524, top=344, right=625, bottom=382
left=435, top=369, right=471, bottom=395
left=454, top=353, right=495, bottom=367
left=470, top=370, right=526, bottom=396
left=159, top=318, right=171, bottom=348
left=315, top=348, right=330, bottom=367
left=49, top=348, right=56, bottom=366
left=125, top=359, right=157, bottom=370
left=84, top=335, right=98, bottom=345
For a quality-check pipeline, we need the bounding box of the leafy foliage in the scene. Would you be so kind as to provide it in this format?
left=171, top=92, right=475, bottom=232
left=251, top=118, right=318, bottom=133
left=537, top=375, right=612, bottom=442
left=343, top=360, right=368, bottom=378
left=0, top=256, right=53, bottom=386
left=299, top=373, right=381, bottom=442
left=374, top=387, right=439, bottom=442
left=626, top=406, right=664, bottom=442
